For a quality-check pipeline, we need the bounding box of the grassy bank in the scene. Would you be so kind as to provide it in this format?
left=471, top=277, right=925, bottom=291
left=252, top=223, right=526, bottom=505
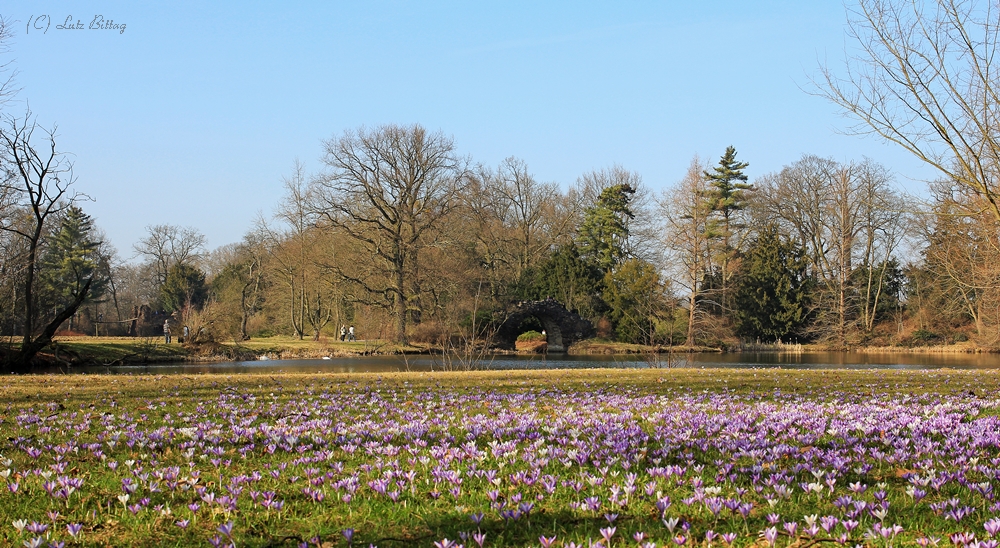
left=845, top=343, right=998, bottom=354
left=570, top=339, right=1000, bottom=355
left=567, top=340, right=721, bottom=354
left=7, top=337, right=191, bottom=366
left=6, top=336, right=425, bottom=367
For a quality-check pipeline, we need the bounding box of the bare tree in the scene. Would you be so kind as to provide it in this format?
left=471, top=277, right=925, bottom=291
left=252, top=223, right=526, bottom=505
left=83, top=232, right=124, bottom=333
left=464, top=157, right=573, bottom=296
left=753, top=155, right=907, bottom=344
left=215, top=233, right=269, bottom=341
left=919, top=180, right=1000, bottom=341
left=255, top=161, right=320, bottom=339
left=133, top=224, right=206, bottom=287
left=854, top=161, right=909, bottom=333
left=662, top=157, right=714, bottom=347
left=0, top=111, right=88, bottom=369
left=312, top=124, right=468, bottom=343
left=820, top=0, right=1000, bottom=223
left=488, top=157, right=558, bottom=279
left=0, top=15, right=18, bottom=108
left=821, top=0, right=1000, bottom=340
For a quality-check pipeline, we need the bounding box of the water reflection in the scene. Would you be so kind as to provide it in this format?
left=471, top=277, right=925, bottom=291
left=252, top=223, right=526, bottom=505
left=61, top=351, right=1000, bottom=375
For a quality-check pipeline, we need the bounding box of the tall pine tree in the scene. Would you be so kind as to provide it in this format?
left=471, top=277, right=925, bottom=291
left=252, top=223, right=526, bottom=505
left=703, top=146, right=752, bottom=312
left=38, top=206, right=107, bottom=314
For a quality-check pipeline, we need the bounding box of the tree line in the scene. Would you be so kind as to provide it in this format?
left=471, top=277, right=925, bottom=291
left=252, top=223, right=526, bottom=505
left=4, top=121, right=996, bottom=355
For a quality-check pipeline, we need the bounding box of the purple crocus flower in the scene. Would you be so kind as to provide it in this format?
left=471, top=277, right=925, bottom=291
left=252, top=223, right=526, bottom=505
left=762, top=527, right=778, bottom=547
left=987, top=517, right=1000, bottom=538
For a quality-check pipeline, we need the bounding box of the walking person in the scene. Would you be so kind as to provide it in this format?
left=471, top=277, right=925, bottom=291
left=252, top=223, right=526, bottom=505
left=340, top=325, right=347, bottom=341
left=348, top=325, right=356, bottom=341
left=163, top=319, right=171, bottom=344
left=183, top=325, right=190, bottom=343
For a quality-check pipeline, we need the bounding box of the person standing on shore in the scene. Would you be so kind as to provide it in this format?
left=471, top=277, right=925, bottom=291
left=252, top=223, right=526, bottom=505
left=163, top=319, right=171, bottom=344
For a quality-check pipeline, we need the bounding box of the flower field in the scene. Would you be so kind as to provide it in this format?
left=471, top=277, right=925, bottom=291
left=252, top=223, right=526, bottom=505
left=1, top=369, right=1000, bottom=547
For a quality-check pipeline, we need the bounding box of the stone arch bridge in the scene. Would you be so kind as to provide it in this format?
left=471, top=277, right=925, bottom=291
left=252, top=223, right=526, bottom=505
left=494, top=299, right=594, bottom=352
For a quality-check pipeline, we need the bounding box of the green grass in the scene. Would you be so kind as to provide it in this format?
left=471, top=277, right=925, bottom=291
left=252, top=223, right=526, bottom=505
left=227, top=335, right=424, bottom=356
left=48, top=337, right=189, bottom=364
left=5, top=366, right=1000, bottom=399
left=28, top=336, right=426, bottom=366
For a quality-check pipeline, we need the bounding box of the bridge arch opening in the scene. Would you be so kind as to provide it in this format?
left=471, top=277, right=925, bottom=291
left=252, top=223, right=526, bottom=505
left=495, top=300, right=593, bottom=353
left=513, top=315, right=564, bottom=352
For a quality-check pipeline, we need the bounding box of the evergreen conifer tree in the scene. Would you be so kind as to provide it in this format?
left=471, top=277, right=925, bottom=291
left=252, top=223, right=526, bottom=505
left=704, top=147, right=752, bottom=222
left=602, top=258, right=669, bottom=343
left=703, top=146, right=752, bottom=312
left=516, top=243, right=606, bottom=319
left=38, top=206, right=107, bottom=311
left=734, top=225, right=812, bottom=342
left=160, top=263, right=208, bottom=313
left=576, top=183, right=636, bottom=273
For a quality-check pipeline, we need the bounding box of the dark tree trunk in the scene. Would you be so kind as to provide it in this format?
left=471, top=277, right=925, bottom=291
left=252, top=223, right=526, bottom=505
left=11, top=279, right=92, bottom=372
left=395, top=249, right=407, bottom=344
left=21, top=229, right=41, bottom=347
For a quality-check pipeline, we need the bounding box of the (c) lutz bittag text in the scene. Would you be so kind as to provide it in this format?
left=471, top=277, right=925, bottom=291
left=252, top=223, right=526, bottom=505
left=27, top=15, right=127, bottom=35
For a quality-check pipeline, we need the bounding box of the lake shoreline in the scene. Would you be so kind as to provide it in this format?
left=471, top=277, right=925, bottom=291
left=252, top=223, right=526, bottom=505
left=5, top=336, right=998, bottom=371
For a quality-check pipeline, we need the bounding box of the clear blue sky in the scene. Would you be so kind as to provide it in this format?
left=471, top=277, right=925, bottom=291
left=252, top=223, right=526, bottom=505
left=1, top=1, right=934, bottom=257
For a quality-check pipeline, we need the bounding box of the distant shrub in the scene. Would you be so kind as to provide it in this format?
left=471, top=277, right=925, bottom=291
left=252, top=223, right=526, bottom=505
left=595, top=317, right=613, bottom=339
left=912, top=329, right=940, bottom=343
left=409, top=321, right=449, bottom=344
left=253, top=329, right=276, bottom=338
left=459, top=309, right=495, bottom=330
left=517, top=330, right=545, bottom=342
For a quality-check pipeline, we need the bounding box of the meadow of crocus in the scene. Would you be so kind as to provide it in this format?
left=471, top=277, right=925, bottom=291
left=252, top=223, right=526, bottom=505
left=1, top=368, right=1000, bottom=547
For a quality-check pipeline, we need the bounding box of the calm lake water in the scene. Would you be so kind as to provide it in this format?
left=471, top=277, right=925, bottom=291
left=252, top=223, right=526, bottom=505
left=65, top=351, right=1000, bottom=375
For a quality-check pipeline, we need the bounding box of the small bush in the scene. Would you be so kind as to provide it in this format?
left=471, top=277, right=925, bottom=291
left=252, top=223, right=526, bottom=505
left=912, top=329, right=941, bottom=343
left=517, top=330, right=545, bottom=342
left=595, top=317, right=613, bottom=339
left=409, top=321, right=449, bottom=344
